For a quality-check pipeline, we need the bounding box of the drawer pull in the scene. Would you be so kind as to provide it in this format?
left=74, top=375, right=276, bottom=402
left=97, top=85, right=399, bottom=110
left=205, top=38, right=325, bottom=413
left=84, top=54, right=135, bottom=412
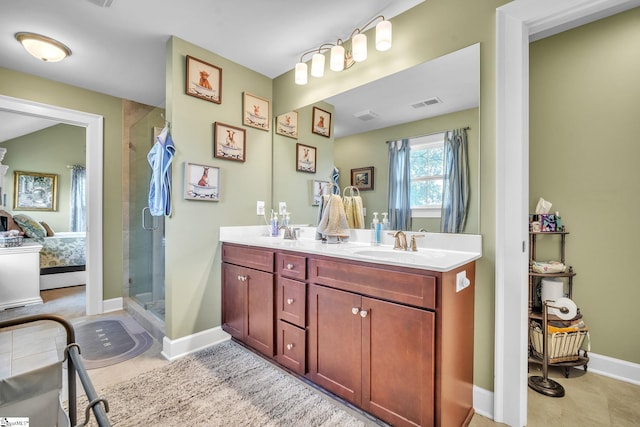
left=360, top=310, right=368, bottom=318
left=237, top=275, right=247, bottom=282
left=286, top=343, right=295, bottom=350
left=286, top=263, right=295, bottom=270
left=352, top=307, right=359, bottom=315
left=287, top=298, right=295, bottom=305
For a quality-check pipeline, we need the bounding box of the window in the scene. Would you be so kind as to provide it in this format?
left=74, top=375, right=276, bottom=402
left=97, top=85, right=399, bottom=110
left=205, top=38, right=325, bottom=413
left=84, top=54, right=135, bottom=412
left=409, top=133, right=445, bottom=217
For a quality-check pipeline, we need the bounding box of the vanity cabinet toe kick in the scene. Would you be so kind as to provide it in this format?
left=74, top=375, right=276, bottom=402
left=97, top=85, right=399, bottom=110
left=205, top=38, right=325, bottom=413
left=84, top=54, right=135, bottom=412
left=221, top=242, right=476, bottom=427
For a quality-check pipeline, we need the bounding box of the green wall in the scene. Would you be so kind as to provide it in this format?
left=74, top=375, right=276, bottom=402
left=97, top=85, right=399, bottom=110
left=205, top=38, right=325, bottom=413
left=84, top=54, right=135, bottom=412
left=0, top=67, right=124, bottom=301
left=1, top=124, right=85, bottom=231
left=334, top=108, right=480, bottom=234
left=530, top=7, right=640, bottom=363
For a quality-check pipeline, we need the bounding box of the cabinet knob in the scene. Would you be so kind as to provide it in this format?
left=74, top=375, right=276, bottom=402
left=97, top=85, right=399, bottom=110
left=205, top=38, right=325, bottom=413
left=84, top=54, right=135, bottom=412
left=286, top=343, right=294, bottom=350
left=237, top=275, right=247, bottom=282
left=286, top=263, right=295, bottom=270
left=352, top=307, right=359, bottom=315
left=360, top=310, right=368, bottom=318
left=286, top=298, right=295, bottom=305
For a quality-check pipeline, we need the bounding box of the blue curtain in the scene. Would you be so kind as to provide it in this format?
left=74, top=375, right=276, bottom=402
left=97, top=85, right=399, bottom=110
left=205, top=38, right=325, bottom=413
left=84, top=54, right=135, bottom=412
left=70, top=165, right=86, bottom=232
left=441, top=128, right=470, bottom=233
left=387, top=139, right=411, bottom=231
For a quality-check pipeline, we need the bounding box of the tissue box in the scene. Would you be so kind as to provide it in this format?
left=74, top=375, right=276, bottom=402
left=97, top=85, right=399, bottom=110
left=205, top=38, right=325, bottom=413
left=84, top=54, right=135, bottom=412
left=539, top=214, right=556, bottom=232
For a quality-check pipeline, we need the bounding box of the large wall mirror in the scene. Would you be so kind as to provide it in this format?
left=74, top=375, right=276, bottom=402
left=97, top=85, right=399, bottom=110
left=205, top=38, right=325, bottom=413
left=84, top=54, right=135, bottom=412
left=273, top=43, right=480, bottom=234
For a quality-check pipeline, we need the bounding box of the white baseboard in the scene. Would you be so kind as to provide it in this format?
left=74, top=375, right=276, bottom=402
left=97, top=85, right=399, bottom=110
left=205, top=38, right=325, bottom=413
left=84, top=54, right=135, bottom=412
left=587, top=352, right=640, bottom=385
left=102, top=297, right=123, bottom=313
left=161, top=326, right=230, bottom=361
left=473, top=386, right=494, bottom=420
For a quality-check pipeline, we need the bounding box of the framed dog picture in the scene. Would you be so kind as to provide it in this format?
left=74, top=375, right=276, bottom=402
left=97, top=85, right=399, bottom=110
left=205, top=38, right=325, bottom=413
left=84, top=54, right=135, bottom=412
left=275, top=111, right=298, bottom=139
left=184, top=162, right=220, bottom=201
left=312, top=106, right=331, bottom=138
left=185, top=55, right=222, bottom=104
left=296, top=143, right=316, bottom=173
left=214, top=122, right=246, bottom=162
left=243, top=92, right=270, bottom=131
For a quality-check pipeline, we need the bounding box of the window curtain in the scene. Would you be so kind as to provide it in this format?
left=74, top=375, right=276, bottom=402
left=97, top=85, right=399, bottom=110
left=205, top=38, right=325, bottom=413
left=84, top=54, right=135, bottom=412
left=70, top=165, right=86, bottom=232
left=387, top=139, right=411, bottom=231
left=441, top=128, right=469, bottom=233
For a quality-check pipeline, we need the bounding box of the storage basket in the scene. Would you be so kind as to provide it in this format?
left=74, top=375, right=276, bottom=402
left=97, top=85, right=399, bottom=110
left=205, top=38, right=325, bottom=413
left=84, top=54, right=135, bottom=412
left=0, top=235, right=24, bottom=248
left=529, top=322, right=588, bottom=363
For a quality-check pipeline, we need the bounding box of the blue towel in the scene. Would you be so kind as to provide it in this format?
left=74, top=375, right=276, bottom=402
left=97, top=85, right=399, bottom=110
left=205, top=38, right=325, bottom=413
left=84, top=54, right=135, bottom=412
left=148, top=126, right=176, bottom=216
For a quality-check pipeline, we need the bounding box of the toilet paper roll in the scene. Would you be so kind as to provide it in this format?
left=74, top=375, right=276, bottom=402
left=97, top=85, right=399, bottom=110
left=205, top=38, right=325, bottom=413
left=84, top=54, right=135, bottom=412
left=541, top=278, right=564, bottom=315
left=553, top=297, right=577, bottom=320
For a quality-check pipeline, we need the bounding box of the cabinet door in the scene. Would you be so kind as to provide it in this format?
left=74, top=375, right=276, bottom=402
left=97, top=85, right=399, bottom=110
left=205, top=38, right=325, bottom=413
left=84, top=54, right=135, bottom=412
left=308, top=284, right=362, bottom=406
left=222, top=263, right=246, bottom=340
left=362, top=297, right=435, bottom=427
left=245, top=267, right=275, bottom=357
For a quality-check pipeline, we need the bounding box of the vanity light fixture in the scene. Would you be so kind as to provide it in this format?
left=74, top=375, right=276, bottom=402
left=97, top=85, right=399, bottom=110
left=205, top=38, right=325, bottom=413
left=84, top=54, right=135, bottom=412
left=15, top=32, right=72, bottom=62
left=294, top=15, right=392, bottom=85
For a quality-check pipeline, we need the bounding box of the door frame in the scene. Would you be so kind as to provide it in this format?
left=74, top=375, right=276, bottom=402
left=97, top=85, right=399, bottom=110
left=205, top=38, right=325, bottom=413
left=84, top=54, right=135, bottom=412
left=0, top=95, right=104, bottom=315
left=494, top=0, right=640, bottom=425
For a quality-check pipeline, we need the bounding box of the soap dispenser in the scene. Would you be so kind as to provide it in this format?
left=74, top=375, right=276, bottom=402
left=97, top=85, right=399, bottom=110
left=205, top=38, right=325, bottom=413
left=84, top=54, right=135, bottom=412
left=270, top=210, right=279, bottom=237
left=371, top=212, right=381, bottom=245
left=381, top=212, right=389, bottom=230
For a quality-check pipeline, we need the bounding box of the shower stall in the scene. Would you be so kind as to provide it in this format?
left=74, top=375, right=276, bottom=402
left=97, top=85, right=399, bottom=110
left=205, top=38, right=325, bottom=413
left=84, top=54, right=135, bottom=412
left=125, top=106, right=166, bottom=339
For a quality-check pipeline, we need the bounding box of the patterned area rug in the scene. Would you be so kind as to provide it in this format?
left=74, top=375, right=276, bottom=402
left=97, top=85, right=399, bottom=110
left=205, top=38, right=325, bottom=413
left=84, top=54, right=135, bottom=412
left=77, top=340, right=372, bottom=426
left=72, top=315, right=153, bottom=369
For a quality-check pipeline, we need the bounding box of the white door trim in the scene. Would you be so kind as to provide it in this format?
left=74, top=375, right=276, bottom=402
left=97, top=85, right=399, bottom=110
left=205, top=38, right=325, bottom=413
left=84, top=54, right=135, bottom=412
left=0, top=95, right=104, bottom=316
left=494, top=0, right=640, bottom=425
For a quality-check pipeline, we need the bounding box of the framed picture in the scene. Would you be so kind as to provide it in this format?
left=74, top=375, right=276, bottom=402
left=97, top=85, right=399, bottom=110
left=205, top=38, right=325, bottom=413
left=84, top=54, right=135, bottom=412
left=185, top=55, right=222, bottom=104
left=214, top=122, right=246, bottom=162
left=296, top=143, right=316, bottom=173
left=351, top=166, right=374, bottom=191
left=312, top=179, right=330, bottom=206
left=184, top=162, right=220, bottom=201
left=13, top=170, right=58, bottom=211
left=243, top=92, right=270, bottom=131
left=275, top=111, right=298, bottom=139
left=312, top=106, right=332, bottom=138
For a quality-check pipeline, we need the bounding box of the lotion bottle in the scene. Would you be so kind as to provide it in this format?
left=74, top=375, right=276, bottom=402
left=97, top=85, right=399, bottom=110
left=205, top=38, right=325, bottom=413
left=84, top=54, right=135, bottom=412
left=270, top=210, right=279, bottom=237
left=371, top=212, right=381, bottom=245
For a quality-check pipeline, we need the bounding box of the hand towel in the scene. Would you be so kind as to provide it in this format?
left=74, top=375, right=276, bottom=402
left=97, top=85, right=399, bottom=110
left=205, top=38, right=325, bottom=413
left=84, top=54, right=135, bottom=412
left=316, top=194, right=350, bottom=239
left=351, top=195, right=365, bottom=229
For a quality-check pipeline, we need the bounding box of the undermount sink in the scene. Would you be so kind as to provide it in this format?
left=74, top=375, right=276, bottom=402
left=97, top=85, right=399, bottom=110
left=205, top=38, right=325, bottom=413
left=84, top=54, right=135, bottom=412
left=349, top=248, right=445, bottom=263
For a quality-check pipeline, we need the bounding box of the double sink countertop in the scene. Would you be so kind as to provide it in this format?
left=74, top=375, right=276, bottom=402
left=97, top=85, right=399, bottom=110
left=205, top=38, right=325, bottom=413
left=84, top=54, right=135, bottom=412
left=220, top=225, right=482, bottom=273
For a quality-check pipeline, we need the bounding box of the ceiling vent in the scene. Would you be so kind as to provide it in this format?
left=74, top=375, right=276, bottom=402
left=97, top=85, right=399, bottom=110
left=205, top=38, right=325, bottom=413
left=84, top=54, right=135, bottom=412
left=353, top=109, right=379, bottom=121
left=87, top=0, right=115, bottom=7
left=410, top=97, right=442, bottom=109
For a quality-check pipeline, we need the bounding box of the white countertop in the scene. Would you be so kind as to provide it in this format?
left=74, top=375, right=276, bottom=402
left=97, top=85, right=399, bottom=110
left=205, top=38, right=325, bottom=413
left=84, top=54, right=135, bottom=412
left=220, top=225, right=481, bottom=272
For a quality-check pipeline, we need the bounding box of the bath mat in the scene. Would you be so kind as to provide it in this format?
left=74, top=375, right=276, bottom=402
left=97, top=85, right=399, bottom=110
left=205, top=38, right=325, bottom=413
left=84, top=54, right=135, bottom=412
left=72, top=315, right=153, bottom=369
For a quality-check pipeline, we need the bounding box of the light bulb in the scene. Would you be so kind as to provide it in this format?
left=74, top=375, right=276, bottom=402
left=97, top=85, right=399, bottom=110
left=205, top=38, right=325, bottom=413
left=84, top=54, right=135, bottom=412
left=311, top=52, right=325, bottom=77
left=295, top=62, right=308, bottom=85
left=330, top=45, right=345, bottom=72
left=352, top=33, right=367, bottom=62
left=376, top=20, right=392, bottom=51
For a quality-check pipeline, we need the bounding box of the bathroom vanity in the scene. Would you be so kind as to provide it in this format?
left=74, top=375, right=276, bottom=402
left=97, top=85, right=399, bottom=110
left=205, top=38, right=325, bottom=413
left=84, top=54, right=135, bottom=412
left=220, top=226, right=481, bottom=427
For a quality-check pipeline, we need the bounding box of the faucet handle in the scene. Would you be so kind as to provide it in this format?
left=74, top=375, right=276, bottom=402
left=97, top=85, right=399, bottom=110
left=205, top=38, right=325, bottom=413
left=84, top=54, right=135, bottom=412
left=409, top=234, right=425, bottom=251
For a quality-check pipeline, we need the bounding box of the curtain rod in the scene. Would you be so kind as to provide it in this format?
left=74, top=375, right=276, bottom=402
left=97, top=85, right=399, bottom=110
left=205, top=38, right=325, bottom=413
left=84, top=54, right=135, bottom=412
left=386, top=126, right=471, bottom=143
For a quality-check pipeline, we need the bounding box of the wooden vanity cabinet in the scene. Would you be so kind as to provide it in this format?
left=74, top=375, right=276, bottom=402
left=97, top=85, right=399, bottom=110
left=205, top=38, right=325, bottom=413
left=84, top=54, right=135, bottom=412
left=221, top=244, right=275, bottom=357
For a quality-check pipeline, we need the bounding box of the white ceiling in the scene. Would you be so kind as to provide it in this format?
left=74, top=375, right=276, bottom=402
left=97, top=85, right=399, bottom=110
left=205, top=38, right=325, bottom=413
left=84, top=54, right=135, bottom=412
left=0, top=0, right=479, bottom=142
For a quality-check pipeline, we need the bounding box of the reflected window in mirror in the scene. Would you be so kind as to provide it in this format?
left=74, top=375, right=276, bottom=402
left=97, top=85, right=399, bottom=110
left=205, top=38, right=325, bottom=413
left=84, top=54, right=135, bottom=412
left=410, top=133, right=445, bottom=218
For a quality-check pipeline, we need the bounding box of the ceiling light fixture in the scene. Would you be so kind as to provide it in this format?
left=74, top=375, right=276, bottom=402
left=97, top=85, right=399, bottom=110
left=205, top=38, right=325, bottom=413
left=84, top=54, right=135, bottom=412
left=15, top=32, right=72, bottom=62
left=294, top=15, right=392, bottom=85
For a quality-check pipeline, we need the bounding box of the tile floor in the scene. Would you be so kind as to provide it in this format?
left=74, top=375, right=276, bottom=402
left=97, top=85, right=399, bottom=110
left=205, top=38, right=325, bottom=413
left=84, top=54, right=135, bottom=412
left=1, top=287, right=639, bottom=426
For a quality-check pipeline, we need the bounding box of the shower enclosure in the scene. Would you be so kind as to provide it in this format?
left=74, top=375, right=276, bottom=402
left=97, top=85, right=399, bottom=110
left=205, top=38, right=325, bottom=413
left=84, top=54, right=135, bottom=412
left=126, top=107, right=166, bottom=337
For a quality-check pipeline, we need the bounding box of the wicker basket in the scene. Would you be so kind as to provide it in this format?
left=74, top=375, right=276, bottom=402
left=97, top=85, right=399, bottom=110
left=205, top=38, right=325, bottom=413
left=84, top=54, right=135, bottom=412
left=0, top=235, right=24, bottom=248
left=529, top=322, right=588, bottom=363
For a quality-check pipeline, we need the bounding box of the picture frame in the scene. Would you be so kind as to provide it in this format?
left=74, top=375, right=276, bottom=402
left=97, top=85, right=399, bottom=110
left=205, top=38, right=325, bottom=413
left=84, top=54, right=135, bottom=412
left=184, top=162, right=220, bottom=201
left=296, top=143, right=317, bottom=173
left=312, top=106, right=332, bottom=138
left=275, top=111, right=298, bottom=139
left=214, top=122, right=246, bottom=162
left=243, top=92, right=270, bottom=131
left=351, top=166, right=374, bottom=191
left=185, top=55, right=222, bottom=104
left=312, top=179, right=330, bottom=206
left=13, top=170, right=58, bottom=211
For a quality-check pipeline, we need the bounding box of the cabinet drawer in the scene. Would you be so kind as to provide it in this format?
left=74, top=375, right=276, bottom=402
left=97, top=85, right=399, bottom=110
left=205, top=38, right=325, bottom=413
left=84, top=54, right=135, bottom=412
left=276, top=252, right=306, bottom=281
left=309, top=258, right=436, bottom=310
left=276, top=320, right=306, bottom=375
left=222, top=243, right=274, bottom=272
left=277, top=277, right=306, bottom=327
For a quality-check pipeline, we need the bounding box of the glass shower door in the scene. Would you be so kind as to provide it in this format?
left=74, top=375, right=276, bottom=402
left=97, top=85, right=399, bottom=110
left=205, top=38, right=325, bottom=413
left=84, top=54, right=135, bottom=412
left=128, top=108, right=165, bottom=321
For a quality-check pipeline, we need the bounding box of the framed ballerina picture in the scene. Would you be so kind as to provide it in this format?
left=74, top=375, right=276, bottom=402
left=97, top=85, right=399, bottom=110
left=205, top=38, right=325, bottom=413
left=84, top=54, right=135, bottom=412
left=296, top=143, right=316, bottom=173
left=312, top=106, right=331, bottom=138
left=214, top=122, right=246, bottom=162
left=184, top=162, right=220, bottom=201
left=185, top=55, right=222, bottom=104
left=243, top=92, right=270, bottom=131
left=275, top=111, right=298, bottom=139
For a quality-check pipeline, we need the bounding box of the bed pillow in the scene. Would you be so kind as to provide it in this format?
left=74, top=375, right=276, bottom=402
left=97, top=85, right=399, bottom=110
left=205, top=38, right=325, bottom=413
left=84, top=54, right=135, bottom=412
left=12, top=214, right=47, bottom=239
left=40, top=221, right=55, bottom=237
